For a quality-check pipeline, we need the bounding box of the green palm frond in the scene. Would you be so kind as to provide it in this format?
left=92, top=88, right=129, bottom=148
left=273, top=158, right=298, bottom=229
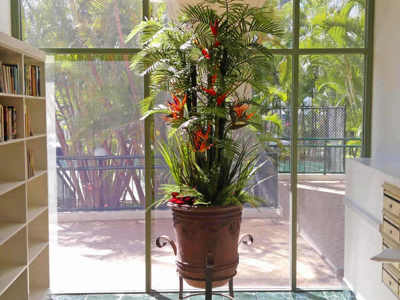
left=131, top=0, right=284, bottom=207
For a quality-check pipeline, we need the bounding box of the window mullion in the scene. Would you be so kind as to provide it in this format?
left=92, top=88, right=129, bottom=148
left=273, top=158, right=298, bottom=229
left=290, top=0, right=300, bottom=292
left=11, top=0, right=22, bottom=40
left=362, top=0, right=375, bottom=157
left=142, top=0, right=153, bottom=293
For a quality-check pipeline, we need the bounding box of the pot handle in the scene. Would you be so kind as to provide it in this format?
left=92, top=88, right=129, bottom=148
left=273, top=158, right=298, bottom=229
left=156, top=235, right=177, bottom=256
left=239, top=234, right=254, bottom=246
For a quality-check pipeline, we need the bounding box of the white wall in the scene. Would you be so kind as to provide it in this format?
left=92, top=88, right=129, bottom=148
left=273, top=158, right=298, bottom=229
left=371, top=0, right=400, bottom=160
left=343, top=3, right=400, bottom=299
left=0, top=0, right=11, bottom=35
left=344, top=158, right=400, bottom=300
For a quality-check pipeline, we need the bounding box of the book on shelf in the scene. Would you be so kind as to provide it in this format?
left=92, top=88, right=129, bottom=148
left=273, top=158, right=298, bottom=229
left=0, top=62, right=20, bottom=94
left=0, top=104, right=17, bottom=142
left=24, top=64, right=41, bottom=97
left=27, top=148, right=36, bottom=178
left=24, top=103, right=33, bottom=137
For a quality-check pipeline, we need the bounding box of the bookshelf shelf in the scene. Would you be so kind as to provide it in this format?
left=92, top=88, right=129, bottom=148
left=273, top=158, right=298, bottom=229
left=27, top=206, right=47, bottom=224
left=0, top=180, right=25, bottom=196
left=28, top=247, right=49, bottom=300
left=0, top=222, right=25, bottom=246
left=24, top=95, right=45, bottom=101
left=0, top=32, right=48, bottom=300
left=0, top=269, right=28, bottom=299
left=0, top=137, right=25, bottom=146
left=0, top=265, right=26, bottom=296
left=25, top=134, right=46, bottom=141
left=27, top=170, right=47, bottom=183
left=28, top=241, right=48, bottom=264
left=0, top=93, right=24, bottom=99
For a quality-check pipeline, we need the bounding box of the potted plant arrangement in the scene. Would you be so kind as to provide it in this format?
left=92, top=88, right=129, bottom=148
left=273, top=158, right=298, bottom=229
left=129, top=0, right=283, bottom=289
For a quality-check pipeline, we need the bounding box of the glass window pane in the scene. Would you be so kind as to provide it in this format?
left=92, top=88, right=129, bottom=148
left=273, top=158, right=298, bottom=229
left=22, top=0, right=142, bottom=48
left=300, top=0, right=366, bottom=48
left=151, top=56, right=292, bottom=290
left=264, top=0, right=293, bottom=49
left=48, top=54, right=145, bottom=293
left=297, top=54, right=363, bottom=288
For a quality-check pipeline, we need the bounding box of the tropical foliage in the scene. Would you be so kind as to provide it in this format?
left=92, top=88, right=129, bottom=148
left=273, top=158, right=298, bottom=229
left=130, top=0, right=284, bottom=207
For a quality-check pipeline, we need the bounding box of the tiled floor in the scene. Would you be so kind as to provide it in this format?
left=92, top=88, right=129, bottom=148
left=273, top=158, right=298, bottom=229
left=50, top=291, right=356, bottom=300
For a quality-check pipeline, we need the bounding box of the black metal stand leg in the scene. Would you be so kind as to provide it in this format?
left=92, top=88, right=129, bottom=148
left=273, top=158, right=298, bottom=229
left=205, top=253, right=213, bottom=300
left=179, top=276, right=184, bottom=300
left=229, top=278, right=234, bottom=298
left=157, top=233, right=255, bottom=300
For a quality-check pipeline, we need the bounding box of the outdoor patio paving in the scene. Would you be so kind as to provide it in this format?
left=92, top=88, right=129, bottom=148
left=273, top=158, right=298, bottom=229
left=51, top=215, right=343, bottom=293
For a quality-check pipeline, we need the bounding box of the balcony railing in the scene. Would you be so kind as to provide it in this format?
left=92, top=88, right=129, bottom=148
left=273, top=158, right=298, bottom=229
left=56, top=137, right=360, bottom=211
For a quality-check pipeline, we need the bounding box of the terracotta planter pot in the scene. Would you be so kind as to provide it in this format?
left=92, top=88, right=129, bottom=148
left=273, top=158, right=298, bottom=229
left=171, top=204, right=242, bottom=288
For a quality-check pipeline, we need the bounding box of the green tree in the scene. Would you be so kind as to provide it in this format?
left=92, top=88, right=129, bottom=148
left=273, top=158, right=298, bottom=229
left=23, top=0, right=146, bottom=208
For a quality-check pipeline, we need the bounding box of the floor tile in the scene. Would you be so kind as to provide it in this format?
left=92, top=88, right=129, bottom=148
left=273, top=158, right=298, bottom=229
left=120, top=295, right=153, bottom=300
left=50, top=291, right=355, bottom=300
left=255, top=292, right=293, bottom=300
left=51, top=296, right=88, bottom=300
left=291, top=291, right=354, bottom=300
left=235, top=292, right=258, bottom=300
left=149, top=293, right=180, bottom=299
left=86, top=295, right=121, bottom=300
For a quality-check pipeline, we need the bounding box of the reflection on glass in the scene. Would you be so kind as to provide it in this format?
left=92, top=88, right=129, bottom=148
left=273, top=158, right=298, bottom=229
left=22, top=0, right=142, bottom=48
left=50, top=55, right=145, bottom=293
left=300, top=0, right=365, bottom=48
left=296, top=54, right=364, bottom=288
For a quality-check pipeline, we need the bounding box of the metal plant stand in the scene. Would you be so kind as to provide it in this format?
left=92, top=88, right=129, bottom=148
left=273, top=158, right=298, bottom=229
left=156, top=234, right=254, bottom=300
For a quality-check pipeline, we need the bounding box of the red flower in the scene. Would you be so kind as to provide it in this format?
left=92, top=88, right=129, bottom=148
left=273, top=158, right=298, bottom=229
left=210, top=19, right=219, bottom=36
left=164, top=94, right=187, bottom=122
left=168, top=193, right=194, bottom=205
left=217, top=92, right=228, bottom=106
left=201, top=86, right=217, bottom=96
left=169, top=197, right=185, bottom=204
left=214, top=40, right=221, bottom=48
left=211, top=74, right=217, bottom=85
left=183, top=197, right=193, bottom=203
left=202, top=48, right=211, bottom=60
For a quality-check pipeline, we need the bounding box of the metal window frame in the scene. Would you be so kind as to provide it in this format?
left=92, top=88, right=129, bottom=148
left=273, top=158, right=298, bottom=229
left=14, top=0, right=375, bottom=293
left=11, top=0, right=22, bottom=39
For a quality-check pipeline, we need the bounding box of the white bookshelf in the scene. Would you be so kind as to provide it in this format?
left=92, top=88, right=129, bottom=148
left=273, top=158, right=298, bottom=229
left=0, top=32, right=48, bottom=300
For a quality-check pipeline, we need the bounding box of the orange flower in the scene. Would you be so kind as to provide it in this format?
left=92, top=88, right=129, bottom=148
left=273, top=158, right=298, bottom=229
left=164, top=94, right=187, bottom=122
left=246, top=112, right=255, bottom=120
left=201, top=86, right=217, bottom=96
left=233, top=104, right=249, bottom=118
left=194, top=125, right=213, bottom=152
left=232, top=103, right=254, bottom=125
left=202, top=48, right=211, bottom=59
left=198, top=142, right=213, bottom=152
left=217, top=92, right=228, bottom=106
